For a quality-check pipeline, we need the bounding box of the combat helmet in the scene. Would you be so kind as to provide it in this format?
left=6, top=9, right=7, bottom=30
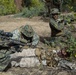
left=50, top=8, right=60, bottom=15
left=21, top=25, right=34, bottom=37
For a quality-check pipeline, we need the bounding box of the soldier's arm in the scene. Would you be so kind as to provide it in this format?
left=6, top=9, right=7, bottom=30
left=50, top=19, right=64, bottom=30
left=11, top=29, right=20, bottom=40
left=11, top=29, right=27, bottom=44
left=32, top=33, right=39, bottom=47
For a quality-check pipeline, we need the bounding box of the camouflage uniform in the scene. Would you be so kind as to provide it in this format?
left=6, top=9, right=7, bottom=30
left=0, top=25, right=39, bottom=71
left=49, top=8, right=71, bottom=48
left=0, top=50, right=11, bottom=71
left=0, top=39, right=11, bottom=71
left=49, top=8, right=64, bottom=36
left=43, top=0, right=63, bottom=16
left=11, top=25, right=39, bottom=47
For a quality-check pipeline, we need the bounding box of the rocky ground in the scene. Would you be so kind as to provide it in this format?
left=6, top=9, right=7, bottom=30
left=0, top=67, right=76, bottom=75
left=0, top=15, right=76, bottom=75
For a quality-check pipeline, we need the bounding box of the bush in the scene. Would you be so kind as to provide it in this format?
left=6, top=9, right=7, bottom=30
left=15, top=0, right=45, bottom=18
left=0, top=0, right=17, bottom=15
left=23, top=0, right=44, bottom=8
left=30, top=0, right=45, bottom=12
left=15, top=7, right=41, bottom=18
left=63, top=0, right=76, bottom=12
left=31, top=0, right=41, bottom=7
left=66, top=36, right=76, bottom=59
left=73, top=5, right=76, bottom=12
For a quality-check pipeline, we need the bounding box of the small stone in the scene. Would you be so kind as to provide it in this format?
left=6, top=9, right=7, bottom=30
left=42, top=60, right=47, bottom=66
left=11, top=61, right=17, bottom=67
left=11, top=61, right=19, bottom=67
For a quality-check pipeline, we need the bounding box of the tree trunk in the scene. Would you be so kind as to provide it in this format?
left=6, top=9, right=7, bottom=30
left=14, top=0, right=23, bottom=11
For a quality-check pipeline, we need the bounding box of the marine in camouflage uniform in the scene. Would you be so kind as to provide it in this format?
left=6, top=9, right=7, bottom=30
left=43, top=0, right=63, bottom=16
left=49, top=8, right=71, bottom=48
left=0, top=25, right=39, bottom=71
left=11, top=25, right=39, bottom=47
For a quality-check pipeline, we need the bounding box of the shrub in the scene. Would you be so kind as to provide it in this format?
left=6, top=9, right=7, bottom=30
left=0, top=0, right=17, bottom=15
left=15, top=7, right=40, bottom=18
left=73, top=5, right=76, bottom=12
left=63, top=0, right=76, bottom=12
left=15, top=0, right=45, bottom=18
left=30, top=0, right=45, bottom=12
left=31, top=0, right=41, bottom=7
left=66, top=36, right=76, bottom=59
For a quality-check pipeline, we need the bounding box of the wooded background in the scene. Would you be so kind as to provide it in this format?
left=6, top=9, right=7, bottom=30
left=0, top=0, right=76, bottom=15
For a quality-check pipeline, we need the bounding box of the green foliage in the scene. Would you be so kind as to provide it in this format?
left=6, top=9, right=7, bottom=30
left=74, top=13, right=76, bottom=19
left=63, top=0, right=76, bottom=11
left=73, top=2, right=76, bottom=12
left=31, top=0, right=45, bottom=11
left=66, top=36, right=76, bottom=58
left=0, top=0, right=17, bottom=15
left=31, top=0, right=41, bottom=7
left=15, top=0, right=45, bottom=18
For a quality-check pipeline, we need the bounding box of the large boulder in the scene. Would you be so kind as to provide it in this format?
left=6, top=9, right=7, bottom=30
left=10, top=48, right=40, bottom=67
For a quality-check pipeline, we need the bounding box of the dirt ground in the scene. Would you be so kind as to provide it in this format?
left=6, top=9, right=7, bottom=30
left=0, top=15, right=51, bottom=36
left=0, top=15, right=76, bottom=75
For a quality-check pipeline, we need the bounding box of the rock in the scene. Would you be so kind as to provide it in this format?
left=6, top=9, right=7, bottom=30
left=57, top=71, right=70, bottom=75
left=10, top=48, right=36, bottom=59
left=58, top=59, right=76, bottom=70
left=10, top=48, right=41, bottom=67
left=42, top=60, right=47, bottom=66
left=19, top=57, right=40, bottom=67
left=11, top=61, right=19, bottom=67
left=11, top=61, right=17, bottom=67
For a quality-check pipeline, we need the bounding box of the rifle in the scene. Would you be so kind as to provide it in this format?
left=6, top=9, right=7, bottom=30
left=0, top=36, right=26, bottom=46
left=0, top=30, right=27, bottom=52
left=0, top=30, right=28, bottom=71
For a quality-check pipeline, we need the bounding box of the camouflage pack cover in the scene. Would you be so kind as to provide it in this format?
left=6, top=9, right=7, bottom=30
left=21, top=25, right=34, bottom=37
left=0, top=40, right=11, bottom=71
left=50, top=8, right=60, bottom=14
left=0, top=49, right=11, bottom=71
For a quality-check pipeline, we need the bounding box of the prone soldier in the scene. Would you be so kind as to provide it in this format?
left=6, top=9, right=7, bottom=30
left=0, top=30, right=25, bottom=71
left=11, top=24, right=39, bottom=47
left=0, top=25, right=39, bottom=71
